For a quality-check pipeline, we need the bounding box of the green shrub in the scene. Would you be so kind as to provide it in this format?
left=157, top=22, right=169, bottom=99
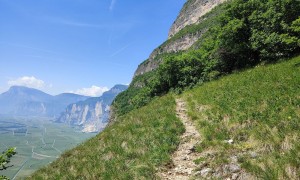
left=0, top=148, right=17, bottom=180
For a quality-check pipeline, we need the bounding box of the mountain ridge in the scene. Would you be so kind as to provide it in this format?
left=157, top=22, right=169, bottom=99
left=29, top=0, right=300, bottom=178
left=0, top=86, right=90, bottom=117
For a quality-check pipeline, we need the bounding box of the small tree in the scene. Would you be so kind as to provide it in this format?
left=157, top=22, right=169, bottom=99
left=0, top=148, right=17, bottom=180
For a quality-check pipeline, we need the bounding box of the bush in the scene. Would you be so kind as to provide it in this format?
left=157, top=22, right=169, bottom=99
left=154, top=0, right=300, bottom=94
left=0, top=148, right=17, bottom=180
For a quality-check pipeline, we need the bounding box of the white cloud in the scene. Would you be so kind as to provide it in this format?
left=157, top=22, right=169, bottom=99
left=71, top=85, right=109, bottom=97
left=109, top=0, right=116, bottom=11
left=8, top=76, right=45, bottom=89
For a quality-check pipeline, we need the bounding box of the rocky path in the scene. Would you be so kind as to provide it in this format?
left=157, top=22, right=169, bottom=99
left=158, top=99, right=201, bottom=180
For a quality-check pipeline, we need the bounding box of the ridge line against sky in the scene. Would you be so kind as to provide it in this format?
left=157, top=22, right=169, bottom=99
left=0, top=0, right=186, bottom=96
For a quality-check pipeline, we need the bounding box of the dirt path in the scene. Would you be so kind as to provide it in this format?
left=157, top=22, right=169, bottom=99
left=158, top=99, right=201, bottom=180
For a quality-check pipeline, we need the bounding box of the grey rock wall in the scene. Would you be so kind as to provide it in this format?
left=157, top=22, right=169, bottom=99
left=133, top=0, right=226, bottom=78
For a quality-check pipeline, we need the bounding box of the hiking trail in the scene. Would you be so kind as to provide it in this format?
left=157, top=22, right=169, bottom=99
left=158, top=99, right=201, bottom=180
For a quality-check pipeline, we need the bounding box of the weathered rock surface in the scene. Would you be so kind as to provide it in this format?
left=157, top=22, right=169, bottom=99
left=168, top=0, right=226, bottom=38
left=133, top=0, right=226, bottom=78
left=57, top=85, right=127, bottom=133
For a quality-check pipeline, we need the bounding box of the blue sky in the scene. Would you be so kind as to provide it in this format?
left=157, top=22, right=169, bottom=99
left=0, top=0, right=185, bottom=96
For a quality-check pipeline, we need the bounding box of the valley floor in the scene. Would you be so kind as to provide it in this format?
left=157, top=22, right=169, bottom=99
left=0, top=118, right=94, bottom=179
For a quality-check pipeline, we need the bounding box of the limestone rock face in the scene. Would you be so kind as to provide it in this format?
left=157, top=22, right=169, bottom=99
left=133, top=0, right=226, bottom=78
left=133, top=32, right=205, bottom=77
left=57, top=85, right=128, bottom=133
left=168, top=0, right=226, bottom=38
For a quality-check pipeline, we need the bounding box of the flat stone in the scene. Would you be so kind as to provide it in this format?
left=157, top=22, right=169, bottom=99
left=200, top=168, right=212, bottom=177
left=229, top=164, right=241, bottom=173
left=194, top=171, right=201, bottom=176
left=230, top=155, right=238, bottom=163
left=232, top=173, right=239, bottom=179
left=250, top=152, right=258, bottom=158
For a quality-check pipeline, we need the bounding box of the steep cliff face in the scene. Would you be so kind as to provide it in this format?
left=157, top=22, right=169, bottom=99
left=133, top=32, right=204, bottom=77
left=58, top=98, right=108, bottom=133
left=168, top=0, right=226, bottom=38
left=134, top=0, right=226, bottom=77
left=57, top=85, right=127, bottom=133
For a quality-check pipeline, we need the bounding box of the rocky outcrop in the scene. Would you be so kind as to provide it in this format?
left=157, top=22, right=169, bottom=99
left=133, top=0, right=226, bottom=78
left=134, top=31, right=206, bottom=77
left=57, top=85, right=127, bottom=133
left=168, top=0, right=226, bottom=38
left=60, top=101, right=109, bottom=133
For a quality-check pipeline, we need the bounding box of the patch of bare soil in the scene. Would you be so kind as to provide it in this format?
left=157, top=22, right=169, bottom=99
left=158, top=99, right=201, bottom=180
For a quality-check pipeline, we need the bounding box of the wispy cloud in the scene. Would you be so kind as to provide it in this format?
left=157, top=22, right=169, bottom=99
left=0, top=41, right=59, bottom=55
left=8, top=76, right=46, bottom=89
left=54, top=19, right=105, bottom=28
left=45, top=17, right=131, bottom=30
left=110, top=43, right=131, bottom=57
left=109, top=0, right=117, bottom=11
left=70, top=86, right=109, bottom=97
left=21, top=54, right=67, bottom=63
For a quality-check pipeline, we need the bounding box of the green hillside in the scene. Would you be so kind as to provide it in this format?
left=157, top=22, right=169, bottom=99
left=30, top=55, right=300, bottom=179
left=182, top=56, right=300, bottom=179
left=30, top=95, right=184, bottom=179
left=29, top=0, right=300, bottom=179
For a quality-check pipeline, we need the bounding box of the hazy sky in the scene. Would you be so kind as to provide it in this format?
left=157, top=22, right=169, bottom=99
left=0, top=0, right=185, bottom=96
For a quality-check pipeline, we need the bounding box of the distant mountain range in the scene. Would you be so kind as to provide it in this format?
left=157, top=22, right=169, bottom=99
left=0, top=85, right=127, bottom=132
left=57, top=84, right=128, bottom=132
left=0, top=86, right=90, bottom=117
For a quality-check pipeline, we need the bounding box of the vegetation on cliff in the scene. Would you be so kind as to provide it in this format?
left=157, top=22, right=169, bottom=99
left=113, top=0, right=300, bottom=116
left=30, top=0, right=300, bottom=178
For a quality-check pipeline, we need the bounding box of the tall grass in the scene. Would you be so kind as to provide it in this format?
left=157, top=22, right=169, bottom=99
left=30, top=56, right=300, bottom=179
left=30, top=94, right=184, bottom=179
left=182, top=56, right=300, bottom=179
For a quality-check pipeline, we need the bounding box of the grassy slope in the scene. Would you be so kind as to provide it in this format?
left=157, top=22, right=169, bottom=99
left=30, top=95, right=184, bottom=179
left=182, top=56, right=300, bottom=179
left=31, top=56, right=299, bottom=179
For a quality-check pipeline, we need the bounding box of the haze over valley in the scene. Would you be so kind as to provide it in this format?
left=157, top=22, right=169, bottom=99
left=0, top=0, right=184, bottom=177
left=0, top=116, right=94, bottom=179
left=0, top=84, right=127, bottom=179
left=1, top=0, right=299, bottom=179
